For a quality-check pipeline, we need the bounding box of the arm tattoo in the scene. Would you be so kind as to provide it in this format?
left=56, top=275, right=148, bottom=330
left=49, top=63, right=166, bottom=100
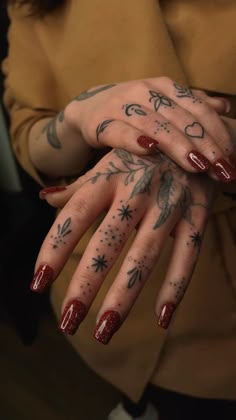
left=43, top=111, right=64, bottom=149
left=74, top=84, right=116, bottom=101
left=96, top=119, right=115, bottom=141
left=184, top=122, right=204, bottom=139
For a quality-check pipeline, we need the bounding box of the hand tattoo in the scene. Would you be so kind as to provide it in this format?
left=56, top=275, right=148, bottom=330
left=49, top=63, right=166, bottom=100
left=74, top=84, right=116, bottom=101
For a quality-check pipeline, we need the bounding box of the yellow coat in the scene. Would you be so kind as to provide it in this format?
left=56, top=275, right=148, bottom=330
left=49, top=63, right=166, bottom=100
left=3, top=0, right=236, bottom=402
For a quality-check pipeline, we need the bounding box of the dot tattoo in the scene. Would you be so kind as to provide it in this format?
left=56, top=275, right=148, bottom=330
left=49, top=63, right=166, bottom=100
left=169, top=277, right=187, bottom=300
left=91, top=255, right=108, bottom=272
left=51, top=217, right=72, bottom=249
left=173, top=83, right=202, bottom=104
left=127, top=256, right=149, bottom=289
left=154, top=120, right=170, bottom=134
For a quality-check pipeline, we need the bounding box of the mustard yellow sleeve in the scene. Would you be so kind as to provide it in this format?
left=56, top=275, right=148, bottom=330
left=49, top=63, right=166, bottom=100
left=2, top=5, right=59, bottom=186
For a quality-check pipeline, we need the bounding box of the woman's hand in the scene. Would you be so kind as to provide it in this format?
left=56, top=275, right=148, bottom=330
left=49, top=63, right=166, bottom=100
left=31, top=149, right=216, bottom=343
left=64, top=77, right=236, bottom=182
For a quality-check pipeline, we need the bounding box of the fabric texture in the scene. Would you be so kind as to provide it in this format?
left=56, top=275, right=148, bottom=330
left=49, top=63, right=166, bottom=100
left=3, top=0, right=236, bottom=402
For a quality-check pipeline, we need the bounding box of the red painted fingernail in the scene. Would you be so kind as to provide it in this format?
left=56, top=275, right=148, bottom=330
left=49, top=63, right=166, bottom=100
left=30, top=264, right=54, bottom=293
left=157, top=302, right=176, bottom=329
left=228, top=154, right=236, bottom=169
left=137, top=136, right=159, bottom=151
left=212, top=158, right=236, bottom=183
left=39, top=186, right=67, bottom=199
left=59, top=299, right=87, bottom=335
left=94, top=310, right=121, bottom=345
left=187, top=150, right=210, bottom=172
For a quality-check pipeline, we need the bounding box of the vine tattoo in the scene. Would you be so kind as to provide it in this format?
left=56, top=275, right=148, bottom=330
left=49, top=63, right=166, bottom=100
left=51, top=217, right=72, bottom=249
left=149, top=90, right=173, bottom=112
left=96, top=119, right=115, bottom=141
left=74, top=84, right=116, bottom=101
left=43, top=110, right=64, bottom=149
left=83, top=149, right=206, bottom=230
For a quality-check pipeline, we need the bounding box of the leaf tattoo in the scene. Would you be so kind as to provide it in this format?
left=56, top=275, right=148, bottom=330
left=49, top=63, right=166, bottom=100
left=96, top=119, right=115, bottom=141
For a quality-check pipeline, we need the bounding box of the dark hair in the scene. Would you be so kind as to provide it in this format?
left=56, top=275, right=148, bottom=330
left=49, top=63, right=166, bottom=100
left=9, top=0, right=64, bottom=16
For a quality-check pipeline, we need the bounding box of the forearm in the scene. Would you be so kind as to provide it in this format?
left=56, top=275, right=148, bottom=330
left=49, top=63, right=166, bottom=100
left=29, top=111, right=94, bottom=178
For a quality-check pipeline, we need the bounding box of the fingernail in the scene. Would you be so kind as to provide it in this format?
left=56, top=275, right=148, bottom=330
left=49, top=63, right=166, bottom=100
left=94, top=310, right=121, bottom=345
left=187, top=150, right=210, bottom=172
left=137, top=136, right=159, bottom=151
left=213, top=97, right=231, bottom=114
left=228, top=154, right=236, bottom=169
left=59, top=299, right=87, bottom=335
left=39, top=186, right=67, bottom=199
left=212, top=158, right=236, bottom=183
left=157, top=302, right=176, bottom=329
left=30, top=264, right=54, bottom=293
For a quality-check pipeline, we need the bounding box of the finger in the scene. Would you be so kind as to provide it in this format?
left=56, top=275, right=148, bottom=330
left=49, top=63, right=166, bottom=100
left=192, top=90, right=231, bottom=115
left=93, top=201, right=181, bottom=344
left=58, top=198, right=145, bottom=335
left=161, top=79, right=235, bottom=161
left=30, top=177, right=112, bottom=294
left=39, top=181, right=81, bottom=208
left=87, top=116, right=211, bottom=174
left=155, top=208, right=207, bottom=329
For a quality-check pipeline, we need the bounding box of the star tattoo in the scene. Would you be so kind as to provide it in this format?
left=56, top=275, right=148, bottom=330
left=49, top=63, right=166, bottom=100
left=189, top=231, right=202, bottom=248
left=117, top=204, right=133, bottom=221
left=91, top=255, right=108, bottom=272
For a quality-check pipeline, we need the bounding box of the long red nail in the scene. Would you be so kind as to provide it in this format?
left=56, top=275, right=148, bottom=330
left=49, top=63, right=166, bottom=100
left=59, top=299, right=87, bottom=335
left=212, top=158, right=236, bottom=183
left=228, top=154, right=236, bottom=169
left=39, top=186, right=67, bottom=199
left=157, top=302, right=176, bottom=329
left=137, top=136, right=159, bottom=151
left=94, top=310, right=121, bottom=345
left=187, top=150, right=210, bottom=172
left=30, top=264, right=54, bottom=293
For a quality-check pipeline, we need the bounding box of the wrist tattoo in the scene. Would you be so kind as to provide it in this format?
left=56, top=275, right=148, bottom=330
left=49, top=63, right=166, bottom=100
left=43, top=111, right=64, bottom=149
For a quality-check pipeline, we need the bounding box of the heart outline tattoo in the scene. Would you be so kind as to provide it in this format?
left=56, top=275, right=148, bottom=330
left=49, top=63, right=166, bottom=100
left=184, top=122, right=204, bottom=139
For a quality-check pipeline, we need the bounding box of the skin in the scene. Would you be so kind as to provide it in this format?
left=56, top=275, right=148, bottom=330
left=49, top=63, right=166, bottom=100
left=29, top=77, right=234, bottom=180
left=35, top=148, right=216, bottom=338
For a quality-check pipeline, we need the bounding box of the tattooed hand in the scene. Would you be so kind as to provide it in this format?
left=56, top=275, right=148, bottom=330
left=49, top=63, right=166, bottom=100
left=32, top=149, right=216, bottom=342
left=63, top=77, right=236, bottom=182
